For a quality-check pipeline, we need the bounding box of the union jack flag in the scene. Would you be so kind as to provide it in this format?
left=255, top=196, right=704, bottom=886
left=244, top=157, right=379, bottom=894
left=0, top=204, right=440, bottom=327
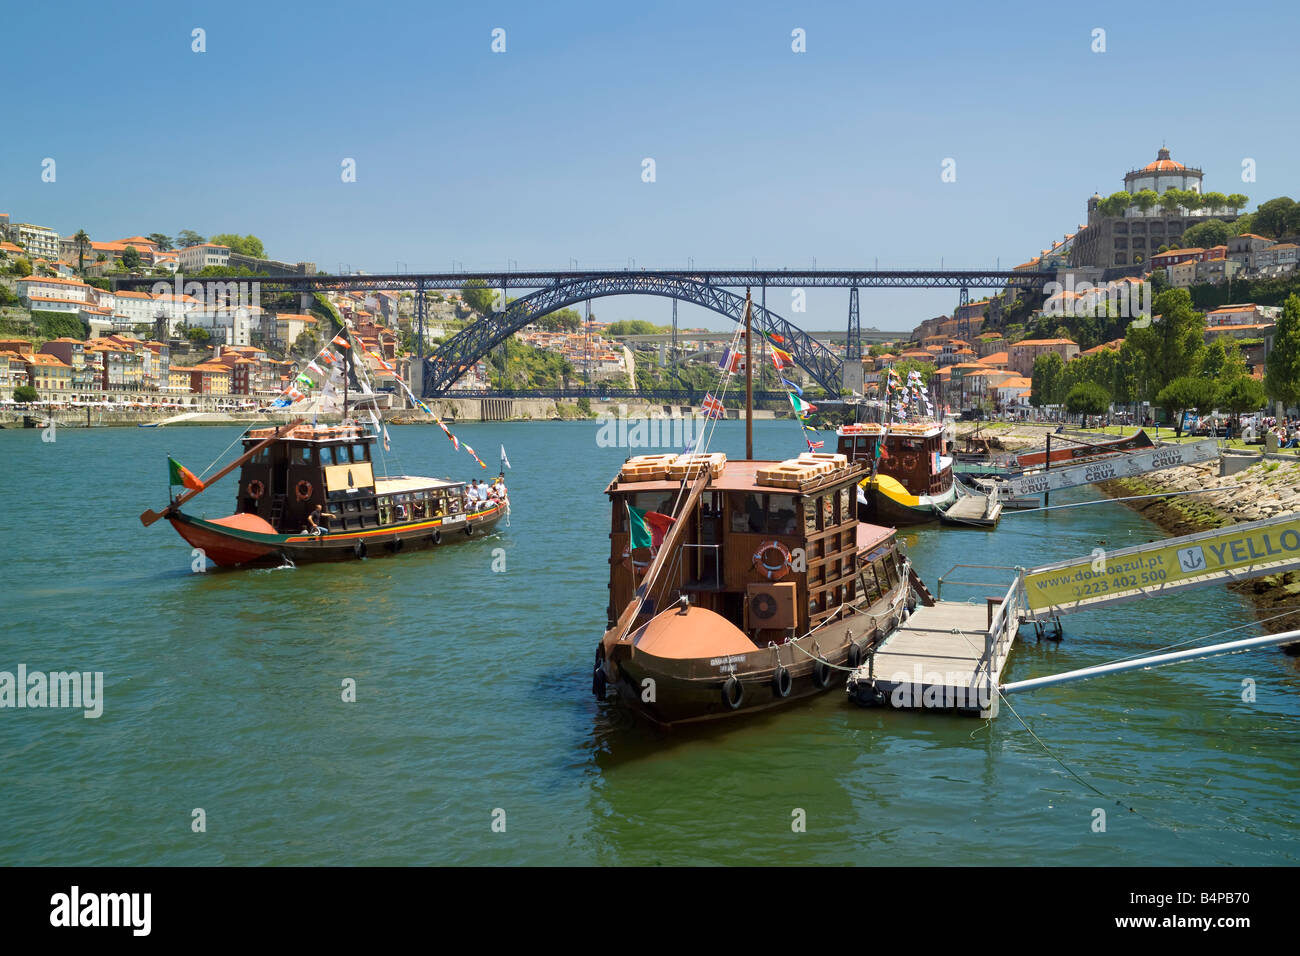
left=807, top=439, right=824, bottom=449
left=701, top=393, right=726, bottom=419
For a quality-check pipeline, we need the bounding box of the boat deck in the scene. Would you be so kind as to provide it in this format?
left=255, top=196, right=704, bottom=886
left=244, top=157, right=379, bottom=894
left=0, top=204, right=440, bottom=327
left=846, top=599, right=1019, bottom=717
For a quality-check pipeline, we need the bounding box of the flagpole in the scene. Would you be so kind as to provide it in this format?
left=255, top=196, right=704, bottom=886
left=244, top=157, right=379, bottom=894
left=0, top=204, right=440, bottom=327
left=744, top=288, right=753, bottom=460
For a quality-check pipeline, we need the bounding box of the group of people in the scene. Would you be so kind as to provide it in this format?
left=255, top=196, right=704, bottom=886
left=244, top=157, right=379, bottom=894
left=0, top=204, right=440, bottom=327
left=467, top=475, right=509, bottom=509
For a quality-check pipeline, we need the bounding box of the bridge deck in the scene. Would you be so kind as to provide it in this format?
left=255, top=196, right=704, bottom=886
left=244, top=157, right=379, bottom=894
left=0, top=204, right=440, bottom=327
left=847, top=600, right=1017, bottom=717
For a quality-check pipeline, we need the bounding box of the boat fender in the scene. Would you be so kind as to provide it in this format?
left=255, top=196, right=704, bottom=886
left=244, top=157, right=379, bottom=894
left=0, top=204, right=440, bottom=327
left=722, top=675, right=744, bottom=710
left=432, top=529, right=442, bottom=545
left=354, top=540, right=367, bottom=559
left=813, top=660, right=833, bottom=688
left=247, top=479, right=265, bottom=499
left=464, top=522, right=474, bottom=537
left=390, top=537, right=404, bottom=553
left=847, top=641, right=865, bottom=669
left=295, top=479, right=313, bottom=501
left=772, top=665, right=792, bottom=698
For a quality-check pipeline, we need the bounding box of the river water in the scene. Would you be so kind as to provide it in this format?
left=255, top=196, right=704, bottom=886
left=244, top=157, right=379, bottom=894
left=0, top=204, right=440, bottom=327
left=1, top=418, right=1297, bottom=865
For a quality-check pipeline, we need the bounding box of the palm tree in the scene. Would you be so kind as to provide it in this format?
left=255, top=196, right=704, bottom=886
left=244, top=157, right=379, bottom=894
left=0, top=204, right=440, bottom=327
left=73, top=229, right=91, bottom=275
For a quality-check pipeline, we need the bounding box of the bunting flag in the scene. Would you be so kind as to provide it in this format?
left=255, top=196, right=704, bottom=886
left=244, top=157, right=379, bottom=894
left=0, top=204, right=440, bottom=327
left=307, top=360, right=323, bottom=375
left=701, top=393, right=726, bottom=419
left=780, top=378, right=802, bottom=396
left=462, top=442, right=487, bottom=469
left=788, top=393, right=817, bottom=419
left=295, top=373, right=315, bottom=387
left=167, top=456, right=204, bottom=491
left=769, top=344, right=794, bottom=370
left=319, top=350, right=337, bottom=365
left=500, top=445, right=511, bottom=470
left=806, top=438, right=824, bottom=449
left=332, top=334, right=351, bottom=349
left=764, top=331, right=786, bottom=346
left=717, top=348, right=745, bottom=374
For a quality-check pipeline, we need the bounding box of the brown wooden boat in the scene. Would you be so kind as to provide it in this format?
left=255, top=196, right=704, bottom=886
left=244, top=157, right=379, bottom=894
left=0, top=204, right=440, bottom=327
left=835, top=421, right=957, bottom=525
left=154, top=422, right=505, bottom=567
left=592, top=292, right=924, bottom=728
left=1015, top=429, right=1154, bottom=468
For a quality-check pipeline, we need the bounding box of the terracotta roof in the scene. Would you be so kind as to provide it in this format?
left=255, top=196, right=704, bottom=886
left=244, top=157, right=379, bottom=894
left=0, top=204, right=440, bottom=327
left=1014, top=338, right=1078, bottom=347
left=18, top=274, right=90, bottom=288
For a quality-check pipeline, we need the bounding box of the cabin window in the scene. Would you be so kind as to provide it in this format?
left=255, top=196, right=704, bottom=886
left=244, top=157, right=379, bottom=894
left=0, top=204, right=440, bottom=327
left=839, top=488, right=851, bottom=523
left=730, top=493, right=798, bottom=535
left=822, top=495, right=834, bottom=528
left=412, top=497, right=427, bottom=520
left=345, top=500, right=360, bottom=514
left=298, top=446, right=315, bottom=465
left=353, top=443, right=368, bottom=462
left=802, top=499, right=818, bottom=534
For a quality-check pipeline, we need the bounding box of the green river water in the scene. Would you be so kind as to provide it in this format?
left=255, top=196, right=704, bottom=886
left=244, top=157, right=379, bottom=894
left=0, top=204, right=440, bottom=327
left=1, top=419, right=1297, bottom=865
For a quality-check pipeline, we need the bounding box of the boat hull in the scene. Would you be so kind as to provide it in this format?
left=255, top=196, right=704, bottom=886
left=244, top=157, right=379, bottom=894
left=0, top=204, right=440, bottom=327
left=859, top=474, right=958, bottom=525
left=168, top=502, right=506, bottom=568
left=600, top=601, right=907, bottom=728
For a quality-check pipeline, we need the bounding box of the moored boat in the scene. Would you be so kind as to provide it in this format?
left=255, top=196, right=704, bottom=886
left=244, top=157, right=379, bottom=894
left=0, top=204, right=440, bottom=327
left=836, top=421, right=957, bottom=524
left=1014, top=429, right=1154, bottom=468
left=152, top=421, right=507, bottom=567
left=593, top=292, right=923, bottom=728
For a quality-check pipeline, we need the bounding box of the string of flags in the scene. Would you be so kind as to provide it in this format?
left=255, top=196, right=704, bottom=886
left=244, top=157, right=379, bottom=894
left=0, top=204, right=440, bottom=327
left=885, top=367, right=934, bottom=421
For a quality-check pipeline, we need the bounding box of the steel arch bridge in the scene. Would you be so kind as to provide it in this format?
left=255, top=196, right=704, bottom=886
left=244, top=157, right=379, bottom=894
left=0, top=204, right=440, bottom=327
left=422, top=274, right=844, bottom=398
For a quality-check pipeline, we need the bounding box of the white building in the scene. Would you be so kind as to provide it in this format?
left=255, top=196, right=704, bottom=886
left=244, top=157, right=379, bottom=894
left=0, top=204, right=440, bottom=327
left=17, top=275, right=92, bottom=304
left=10, top=223, right=60, bottom=261
left=178, top=243, right=231, bottom=272
left=1124, top=148, right=1203, bottom=196
left=187, top=305, right=258, bottom=346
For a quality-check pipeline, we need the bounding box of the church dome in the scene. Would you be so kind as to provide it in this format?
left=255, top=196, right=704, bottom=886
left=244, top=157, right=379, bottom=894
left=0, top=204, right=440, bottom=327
left=1140, top=147, right=1185, bottom=173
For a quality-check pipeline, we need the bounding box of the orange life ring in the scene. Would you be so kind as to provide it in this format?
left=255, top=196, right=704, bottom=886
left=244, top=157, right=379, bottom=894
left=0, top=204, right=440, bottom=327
left=621, top=544, right=653, bottom=576
left=753, top=540, right=792, bottom=580
left=295, top=479, right=313, bottom=501
left=247, top=479, right=265, bottom=499
left=900, top=453, right=919, bottom=471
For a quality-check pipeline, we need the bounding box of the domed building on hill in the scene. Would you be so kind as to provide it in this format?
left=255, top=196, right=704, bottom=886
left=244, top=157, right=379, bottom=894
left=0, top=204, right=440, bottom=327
left=1071, top=146, right=1238, bottom=272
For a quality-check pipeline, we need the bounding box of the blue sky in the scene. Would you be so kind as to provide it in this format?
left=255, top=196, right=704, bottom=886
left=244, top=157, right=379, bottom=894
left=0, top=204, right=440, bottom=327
left=4, top=0, right=1297, bottom=332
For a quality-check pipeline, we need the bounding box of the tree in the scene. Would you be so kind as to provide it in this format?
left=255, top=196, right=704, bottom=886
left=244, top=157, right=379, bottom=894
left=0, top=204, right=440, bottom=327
left=1254, top=197, right=1296, bottom=238
left=1125, top=288, right=1206, bottom=400
left=1218, top=375, right=1266, bottom=418
left=1064, top=381, right=1111, bottom=418
left=176, top=230, right=206, bottom=248
left=292, top=330, right=318, bottom=356
left=1265, top=294, right=1300, bottom=409
left=186, top=326, right=210, bottom=345
left=1133, top=189, right=1159, bottom=215
left=1030, top=351, right=1064, bottom=406
left=539, top=307, right=584, bottom=332
left=13, top=256, right=31, bottom=277
left=73, top=229, right=91, bottom=275
left=1180, top=219, right=1232, bottom=250
left=210, top=233, right=265, bottom=258
left=1097, top=192, right=1132, bottom=218
left=460, top=279, right=495, bottom=315
left=147, top=233, right=174, bottom=251
left=1226, top=193, right=1249, bottom=213
left=13, top=384, right=37, bottom=403
left=1156, top=376, right=1217, bottom=435
left=121, top=245, right=141, bottom=270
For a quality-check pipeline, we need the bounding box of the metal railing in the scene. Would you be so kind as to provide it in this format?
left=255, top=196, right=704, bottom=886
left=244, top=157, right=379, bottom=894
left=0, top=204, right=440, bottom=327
left=980, top=571, right=1026, bottom=705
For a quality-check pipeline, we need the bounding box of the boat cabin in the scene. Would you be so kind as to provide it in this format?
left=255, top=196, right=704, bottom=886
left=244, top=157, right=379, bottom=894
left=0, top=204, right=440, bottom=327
left=836, top=422, right=952, bottom=498
left=237, top=423, right=469, bottom=533
left=605, top=453, right=900, bottom=646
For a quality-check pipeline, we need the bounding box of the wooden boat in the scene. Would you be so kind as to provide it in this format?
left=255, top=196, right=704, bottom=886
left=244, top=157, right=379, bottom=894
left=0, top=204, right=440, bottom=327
left=1015, top=429, right=1154, bottom=468
left=140, top=327, right=507, bottom=568
left=835, top=421, right=957, bottom=524
left=146, top=421, right=506, bottom=567
left=593, top=294, right=923, bottom=728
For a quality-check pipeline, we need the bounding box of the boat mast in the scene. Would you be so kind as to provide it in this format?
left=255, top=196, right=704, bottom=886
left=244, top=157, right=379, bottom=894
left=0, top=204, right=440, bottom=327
left=744, top=288, right=753, bottom=460
left=342, top=327, right=350, bottom=423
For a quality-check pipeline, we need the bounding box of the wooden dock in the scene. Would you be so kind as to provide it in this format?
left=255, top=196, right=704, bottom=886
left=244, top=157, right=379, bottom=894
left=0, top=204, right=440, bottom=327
left=846, top=591, right=1021, bottom=718
left=938, top=488, right=1002, bottom=528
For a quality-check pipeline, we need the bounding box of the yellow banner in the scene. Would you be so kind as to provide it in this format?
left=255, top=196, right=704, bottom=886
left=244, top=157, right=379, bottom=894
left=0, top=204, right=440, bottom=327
left=1024, top=514, right=1300, bottom=612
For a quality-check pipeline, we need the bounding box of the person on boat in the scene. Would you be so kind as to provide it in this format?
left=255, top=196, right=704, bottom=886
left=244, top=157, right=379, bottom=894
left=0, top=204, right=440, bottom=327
left=306, top=504, right=334, bottom=536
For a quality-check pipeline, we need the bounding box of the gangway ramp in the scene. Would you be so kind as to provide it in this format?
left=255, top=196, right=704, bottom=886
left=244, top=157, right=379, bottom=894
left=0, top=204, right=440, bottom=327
left=1023, top=512, right=1300, bottom=617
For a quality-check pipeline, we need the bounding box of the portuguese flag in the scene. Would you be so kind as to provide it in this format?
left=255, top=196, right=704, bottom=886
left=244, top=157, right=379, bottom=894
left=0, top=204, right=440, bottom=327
left=627, top=504, right=675, bottom=550
left=168, top=456, right=205, bottom=491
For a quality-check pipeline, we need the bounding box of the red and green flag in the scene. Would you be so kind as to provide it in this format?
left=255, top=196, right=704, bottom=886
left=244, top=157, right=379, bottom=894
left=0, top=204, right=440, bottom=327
left=168, top=456, right=204, bottom=491
left=627, top=504, right=675, bottom=550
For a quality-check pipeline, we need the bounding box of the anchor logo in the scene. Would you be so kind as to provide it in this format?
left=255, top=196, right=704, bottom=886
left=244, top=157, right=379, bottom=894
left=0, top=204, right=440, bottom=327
left=1177, top=546, right=1207, bottom=573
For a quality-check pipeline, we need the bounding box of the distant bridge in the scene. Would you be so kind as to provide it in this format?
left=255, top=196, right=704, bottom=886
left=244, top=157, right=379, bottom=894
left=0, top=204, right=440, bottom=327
left=115, top=267, right=1051, bottom=398
left=431, top=387, right=795, bottom=402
